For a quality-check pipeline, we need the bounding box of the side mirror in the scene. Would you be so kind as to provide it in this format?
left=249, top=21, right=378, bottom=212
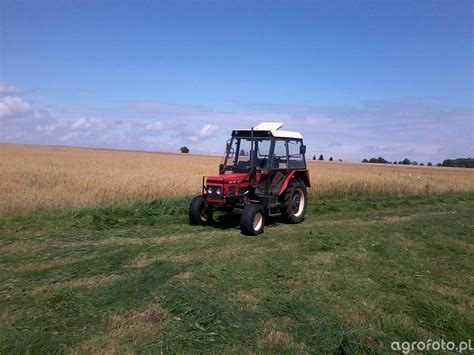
left=226, top=142, right=231, bottom=152
left=300, top=144, right=307, bottom=155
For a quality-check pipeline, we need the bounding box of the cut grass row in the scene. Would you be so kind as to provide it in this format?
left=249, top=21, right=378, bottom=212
left=1, top=193, right=473, bottom=353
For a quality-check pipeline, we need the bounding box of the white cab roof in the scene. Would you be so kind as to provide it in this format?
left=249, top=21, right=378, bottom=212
left=234, top=122, right=303, bottom=139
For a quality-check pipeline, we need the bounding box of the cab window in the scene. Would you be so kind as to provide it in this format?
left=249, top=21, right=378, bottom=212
left=288, top=140, right=305, bottom=168
left=272, top=140, right=288, bottom=169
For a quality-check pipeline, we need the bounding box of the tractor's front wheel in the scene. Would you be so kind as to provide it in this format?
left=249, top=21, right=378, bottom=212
left=189, top=196, right=213, bottom=225
left=240, top=204, right=265, bottom=236
left=281, top=179, right=307, bottom=223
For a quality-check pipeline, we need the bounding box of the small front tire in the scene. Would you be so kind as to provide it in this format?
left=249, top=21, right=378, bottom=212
left=189, top=196, right=212, bottom=225
left=240, top=204, right=265, bottom=236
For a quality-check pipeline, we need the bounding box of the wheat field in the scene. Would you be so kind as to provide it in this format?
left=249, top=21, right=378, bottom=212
left=1, top=143, right=473, bottom=214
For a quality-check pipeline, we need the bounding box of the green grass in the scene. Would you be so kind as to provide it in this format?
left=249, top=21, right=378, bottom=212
left=1, top=193, right=473, bottom=353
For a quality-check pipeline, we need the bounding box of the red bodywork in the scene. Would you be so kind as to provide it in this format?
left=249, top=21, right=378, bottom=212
left=205, top=172, right=256, bottom=205
left=204, top=170, right=311, bottom=206
left=277, top=170, right=311, bottom=195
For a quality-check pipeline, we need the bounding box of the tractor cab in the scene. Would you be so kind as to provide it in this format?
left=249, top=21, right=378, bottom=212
left=222, top=122, right=307, bottom=173
left=190, top=122, right=311, bottom=235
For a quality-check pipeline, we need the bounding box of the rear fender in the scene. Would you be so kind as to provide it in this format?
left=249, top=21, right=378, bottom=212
left=278, top=170, right=311, bottom=195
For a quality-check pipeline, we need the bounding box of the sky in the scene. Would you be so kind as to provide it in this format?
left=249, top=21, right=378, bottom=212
left=0, top=0, right=472, bottom=163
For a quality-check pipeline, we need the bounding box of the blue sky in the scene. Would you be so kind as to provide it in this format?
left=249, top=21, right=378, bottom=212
left=1, top=0, right=472, bottom=163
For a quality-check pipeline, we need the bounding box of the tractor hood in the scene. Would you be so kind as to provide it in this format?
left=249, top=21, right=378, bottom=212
left=206, top=172, right=250, bottom=184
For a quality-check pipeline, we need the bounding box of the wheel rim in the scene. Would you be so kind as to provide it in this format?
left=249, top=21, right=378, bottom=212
left=292, top=189, right=305, bottom=217
left=200, top=206, right=209, bottom=222
left=253, top=212, right=263, bottom=231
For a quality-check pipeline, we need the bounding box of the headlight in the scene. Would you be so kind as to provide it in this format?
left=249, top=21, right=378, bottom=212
left=216, top=188, right=221, bottom=195
left=207, top=187, right=213, bottom=194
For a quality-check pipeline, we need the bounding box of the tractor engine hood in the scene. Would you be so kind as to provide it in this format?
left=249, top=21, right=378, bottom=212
left=206, top=173, right=250, bottom=184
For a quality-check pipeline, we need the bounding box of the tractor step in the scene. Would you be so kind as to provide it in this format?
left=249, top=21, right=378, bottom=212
left=268, top=203, right=282, bottom=217
left=268, top=210, right=282, bottom=217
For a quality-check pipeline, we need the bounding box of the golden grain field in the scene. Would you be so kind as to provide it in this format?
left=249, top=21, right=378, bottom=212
left=1, top=143, right=473, bottom=214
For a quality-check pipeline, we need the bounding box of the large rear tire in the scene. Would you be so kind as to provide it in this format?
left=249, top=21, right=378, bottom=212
left=189, top=196, right=212, bottom=225
left=240, top=204, right=265, bottom=236
left=281, top=179, right=307, bottom=224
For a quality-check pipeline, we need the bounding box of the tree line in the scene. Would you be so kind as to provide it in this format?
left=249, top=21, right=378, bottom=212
left=312, top=154, right=342, bottom=162
left=360, top=157, right=473, bottom=168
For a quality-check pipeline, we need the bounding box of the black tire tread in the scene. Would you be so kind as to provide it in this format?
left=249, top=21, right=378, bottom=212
left=240, top=204, right=265, bottom=236
left=189, top=196, right=211, bottom=225
left=281, top=179, right=307, bottom=224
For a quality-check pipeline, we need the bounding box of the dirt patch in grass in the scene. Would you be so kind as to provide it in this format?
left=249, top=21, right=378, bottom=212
left=0, top=234, right=190, bottom=256
left=425, top=282, right=473, bottom=312
left=342, top=300, right=385, bottom=328
left=353, top=247, right=369, bottom=262
left=260, top=318, right=306, bottom=350
left=391, top=232, right=426, bottom=254
left=448, top=239, right=474, bottom=251
left=12, top=255, right=98, bottom=273
left=265, top=330, right=294, bottom=345
left=174, top=271, right=195, bottom=280
left=30, top=274, right=127, bottom=295
left=232, top=289, right=262, bottom=312
left=385, top=314, right=431, bottom=338
left=305, top=252, right=338, bottom=265
left=128, top=255, right=161, bottom=268
left=72, top=304, right=166, bottom=353
left=277, top=241, right=296, bottom=251
left=0, top=311, right=16, bottom=331
left=0, top=241, right=47, bottom=255
left=313, top=215, right=414, bottom=227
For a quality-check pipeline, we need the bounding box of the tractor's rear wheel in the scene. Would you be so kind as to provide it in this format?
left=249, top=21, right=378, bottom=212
left=240, top=204, right=265, bottom=236
left=281, top=179, right=307, bottom=223
left=189, top=196, right=212, bottom=225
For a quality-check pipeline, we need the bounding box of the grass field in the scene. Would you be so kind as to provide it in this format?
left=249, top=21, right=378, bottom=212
left=1, top=193, right=473, bottom=353
left=1, top=143, right=473, bottom=214
left=1, top=143, right=473, bottom=353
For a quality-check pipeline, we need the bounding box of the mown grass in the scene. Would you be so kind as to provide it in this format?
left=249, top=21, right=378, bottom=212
left=0, top=193, right=473, bottom=353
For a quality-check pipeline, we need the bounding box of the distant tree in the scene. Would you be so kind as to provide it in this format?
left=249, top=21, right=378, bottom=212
left=240, top=149, right=246, bottom=156
left=368, top=157, right=389, bottom=164
left=180, top=146, right=189, bottom=153
left=393, top=161, right=397, bottom=164
left=437, top=163, right=443, bottom=167
left=441, top=158, right=474, bottom=168
left=329, top=156, right=334, bottom=161
left=312, top=155, right=316, bottom=160
left=318, top=154, right=324, bottom=161
left=420, top=163, right=424, bottom=166
left=412, top=161, right=418, bottom=166
left=427, top=162, right=433, bottom=166
left=362, top=158, right=369, bottom=163
left=402, top=158, right=411, bottom=165
left=338, top=159, right=342, bottom=162
left=443, top=159, right=455, bottom=167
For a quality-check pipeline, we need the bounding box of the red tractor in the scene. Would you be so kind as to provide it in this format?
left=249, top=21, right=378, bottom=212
left=189, top=122, right=310, bottom=235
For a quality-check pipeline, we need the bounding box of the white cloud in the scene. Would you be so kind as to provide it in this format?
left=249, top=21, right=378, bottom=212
left=179, top=123, right=220, bottom=143
left=1, top=90, right=471, bottom=163
left=0, top=83, right=21, bottom=95
left=70, top=117, right=106, bottom=131
left=198, top=124, right=218, bottom=138
left=145, top=121, right=164, bottom=132
left=37, top=120, right=65, bottom=134
left=0, top=96, right=32, bottom=119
